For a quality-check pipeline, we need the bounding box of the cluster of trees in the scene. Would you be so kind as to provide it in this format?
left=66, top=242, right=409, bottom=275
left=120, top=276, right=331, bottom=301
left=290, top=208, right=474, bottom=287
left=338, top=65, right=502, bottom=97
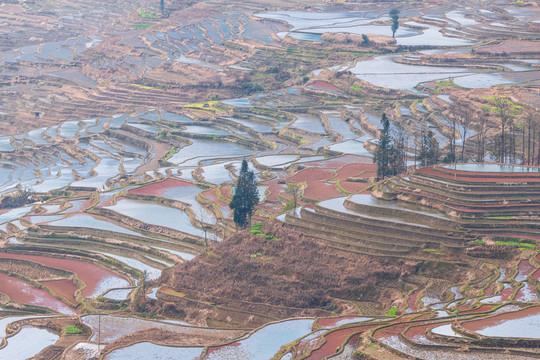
left=374, top=113, right=407, bottom=179
left=374, top=96, right=539, bottom=180
left=229, top=160, right=259, bottom=229
left=490, top=98, right=539, bottom=165
left=451, top=97, right=539, bottom=165
left=0, top=186, right=34, bottom=210
left=418, top=129, right=440, bottom=166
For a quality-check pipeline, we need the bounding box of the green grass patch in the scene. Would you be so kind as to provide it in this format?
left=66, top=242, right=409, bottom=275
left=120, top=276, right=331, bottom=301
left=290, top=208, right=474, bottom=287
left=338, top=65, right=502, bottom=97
left=495, top=240, right=535, bottom=249
left=351, top=86, right=361, bottom=90
left=386, top=306, right=398, bottom=316
left=438, top=80, right=452, bottom=86
left=163, top=147, right=179, bottom=161
left=423, top=248, right=441, bottom=253
left=481, top=96, right=497, bottom=101
left=137, top=9, right=159, bottom=18
left=475, top=239, right=486, bottom=245
left=65, top=326, right=83, bottom=334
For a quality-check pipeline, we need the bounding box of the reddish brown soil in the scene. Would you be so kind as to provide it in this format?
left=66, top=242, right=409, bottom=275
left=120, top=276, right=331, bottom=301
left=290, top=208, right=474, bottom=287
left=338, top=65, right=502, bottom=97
left=303, top=155, right=372, bottom=169
left=128, top=178, right=194, bottom=197
left=0, top=272, right=76, bottom=314
left=407, top=289, right=421, bottom=312
left=347, top=332, right=362, bottom=347
left=289, top=168, right=334, bottom=182
left=500, top=285, right=515, bottom=302
left=41, top=279, right=78, bottom=305
left=339, top=181, right=368, bottom=193
left=307, top=80, right=343, bottom=93
left=317, top=316, right=365, bottom=328
left=373, top=323, right=409, bottom=340
left=303, top=182, right=342, bottom=201
left=517, top=259, right=535, bottom=279
left=266, top=184, right=285, bottom=202
left=458, top=304, right=494, bottom=314
left=220, top=186, right=232, bottom=200
left=404, top=323, right=433, bottom=339
left=333, top=163, right=377, bottom=181
left=203, top=188, right=229, bottom=207
left=515, top=282, right=538, bottom=301
left=532, top=268, right=540, bottom=281
left=477, top=40, right=540, bottom=55
left=307, top=325, right=374, bottom=359
left=462, top=305, right=540, bottom=333
left=0, top=253, right=127, bottom=297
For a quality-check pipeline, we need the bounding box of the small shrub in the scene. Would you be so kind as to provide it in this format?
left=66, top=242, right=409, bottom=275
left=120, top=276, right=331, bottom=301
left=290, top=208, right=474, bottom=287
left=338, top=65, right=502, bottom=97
left=386, top=306, right=398, bottom=316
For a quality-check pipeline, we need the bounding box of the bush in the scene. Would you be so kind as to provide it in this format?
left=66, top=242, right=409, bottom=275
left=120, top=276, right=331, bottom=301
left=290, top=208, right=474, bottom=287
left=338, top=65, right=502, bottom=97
left=385, top=306, right=398, bottom=316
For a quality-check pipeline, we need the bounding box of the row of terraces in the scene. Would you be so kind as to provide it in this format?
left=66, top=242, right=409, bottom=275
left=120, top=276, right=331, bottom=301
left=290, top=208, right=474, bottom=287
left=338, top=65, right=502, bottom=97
left=281, top=194, right=471, bottom=258
left=386, top=164, right=540, bottom=242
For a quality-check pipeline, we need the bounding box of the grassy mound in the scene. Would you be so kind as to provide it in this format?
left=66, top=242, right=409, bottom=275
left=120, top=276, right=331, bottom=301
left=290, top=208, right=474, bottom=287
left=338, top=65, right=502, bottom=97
left=171, top=221, right=410, bottom=311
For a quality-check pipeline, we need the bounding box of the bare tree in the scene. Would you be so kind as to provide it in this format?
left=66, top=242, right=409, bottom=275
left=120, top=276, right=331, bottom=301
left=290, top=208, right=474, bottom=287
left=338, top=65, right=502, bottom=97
left=476, top=111, right=488, bottom=163
left=284, top=183, right=302, bottom=215
left=392, top=122, right=408, bottom=175
left=450, top=102, right=474, bottom=162
left=196, top=208, right=215, bottom=250
left=493, top=98, right=513, bottom=163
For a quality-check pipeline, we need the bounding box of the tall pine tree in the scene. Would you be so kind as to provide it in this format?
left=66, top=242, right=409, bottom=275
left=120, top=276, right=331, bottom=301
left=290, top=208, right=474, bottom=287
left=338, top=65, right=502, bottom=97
left=374, top=113, right=392, bottom=179
left=229, top=160, right=259, bottom=229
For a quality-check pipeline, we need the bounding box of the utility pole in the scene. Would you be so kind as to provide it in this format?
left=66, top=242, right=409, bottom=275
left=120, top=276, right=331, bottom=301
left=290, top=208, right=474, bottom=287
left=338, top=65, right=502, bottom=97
left=98, top=313, right=101, bottom=354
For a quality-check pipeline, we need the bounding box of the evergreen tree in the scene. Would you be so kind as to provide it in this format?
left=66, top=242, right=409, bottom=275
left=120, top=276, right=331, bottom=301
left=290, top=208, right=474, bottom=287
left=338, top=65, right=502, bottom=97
left=390, top=9, right=400, bottom=38
left=374, top=113, right=392, bottom=179
left=229, top=160, right=259, bottom=229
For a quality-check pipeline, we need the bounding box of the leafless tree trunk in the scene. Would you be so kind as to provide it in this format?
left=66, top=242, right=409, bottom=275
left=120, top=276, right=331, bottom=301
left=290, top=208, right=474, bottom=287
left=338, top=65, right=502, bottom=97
left=527, top=114, right=532, bottom=165
left=494, top=99, right=512, bottom=163
left=537, top=130, right=540, bottom=165
left=452, top=101, right=473, bottom=162
left=533, top=129, right=537, bottom=166
left=476, top=112, right=487, bottom=163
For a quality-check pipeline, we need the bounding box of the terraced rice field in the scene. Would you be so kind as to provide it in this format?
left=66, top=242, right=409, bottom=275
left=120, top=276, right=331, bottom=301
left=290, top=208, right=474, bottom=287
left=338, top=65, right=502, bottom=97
left=1, top=0, right=540, bottom=357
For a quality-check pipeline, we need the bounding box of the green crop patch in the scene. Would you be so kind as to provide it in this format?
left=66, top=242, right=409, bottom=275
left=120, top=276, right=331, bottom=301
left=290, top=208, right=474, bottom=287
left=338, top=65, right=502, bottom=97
left=65, top=326, right=83, bottom=334
left=495, top=241, right=535, bottom=248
